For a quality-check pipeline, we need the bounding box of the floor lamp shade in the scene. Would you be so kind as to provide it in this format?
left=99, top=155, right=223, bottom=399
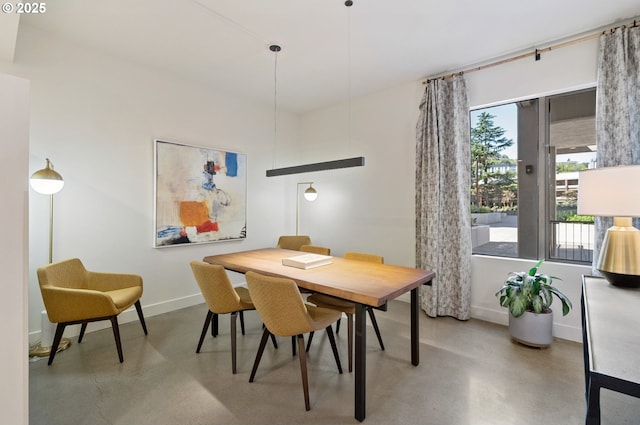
left=30, top=158, right=64, bottom=195
left=578, top=165, right=640, bottom=286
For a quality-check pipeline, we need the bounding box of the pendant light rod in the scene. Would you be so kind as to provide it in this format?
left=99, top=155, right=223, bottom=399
left=346, top=0, right=352, bottom=147
left=270, top=44, right=281, bottom=171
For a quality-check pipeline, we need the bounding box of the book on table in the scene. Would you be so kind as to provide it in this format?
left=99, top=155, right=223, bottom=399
left=282, top=253, right=333, bottom=269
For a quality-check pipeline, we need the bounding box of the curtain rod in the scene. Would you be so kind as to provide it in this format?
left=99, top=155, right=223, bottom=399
left=423, top=18, right=639, bottom=83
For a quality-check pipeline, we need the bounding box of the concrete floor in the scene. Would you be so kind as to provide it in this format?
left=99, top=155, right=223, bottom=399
left=29, top=300, right=639, bottom=425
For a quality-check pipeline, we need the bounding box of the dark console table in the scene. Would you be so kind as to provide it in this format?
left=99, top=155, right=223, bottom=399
left=582, top=275, right=640, bottom=424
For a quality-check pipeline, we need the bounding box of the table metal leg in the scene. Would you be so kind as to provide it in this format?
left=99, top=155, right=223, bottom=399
left=585, top=379, right=601, bottom=425
left=411, top=287, right=419, bottom=366
left=355, top=303, right=366, bottom=422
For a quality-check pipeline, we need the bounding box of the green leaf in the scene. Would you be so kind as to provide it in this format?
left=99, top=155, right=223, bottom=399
left=510, top=297, right=526, bottom=317
left=541, top=286, right=552, bottom=308
left=549, top=286, right=573, bottom=316
left=529, top=260, right=544, bottom=276
left=532, top=295, right=543, bottom=313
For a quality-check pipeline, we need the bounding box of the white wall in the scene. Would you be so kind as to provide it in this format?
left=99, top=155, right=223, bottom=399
left=0, top=25, right=300, bottom=341
left=0, top=73, right=29, bottom=425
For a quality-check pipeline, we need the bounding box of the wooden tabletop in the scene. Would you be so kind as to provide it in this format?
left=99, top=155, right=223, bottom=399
left=203, top=248, right=435, bottom=307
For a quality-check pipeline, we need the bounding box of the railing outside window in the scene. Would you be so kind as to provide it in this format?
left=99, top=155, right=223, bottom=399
left=549, top=220, right=594, bottom=263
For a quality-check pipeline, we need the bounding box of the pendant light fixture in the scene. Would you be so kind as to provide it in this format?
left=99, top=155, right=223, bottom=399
left=265, top=0, right=364, bottom=177
left=269, top=43, right=282, bottom=174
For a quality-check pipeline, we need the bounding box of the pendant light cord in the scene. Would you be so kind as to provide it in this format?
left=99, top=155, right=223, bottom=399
left=270, top=45, right=281, bottom=170
left=346, top=0, right=353, bottom=152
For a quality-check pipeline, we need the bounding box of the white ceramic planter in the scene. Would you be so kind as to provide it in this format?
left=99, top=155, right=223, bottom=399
left=508, top=310, right=553, bottom=347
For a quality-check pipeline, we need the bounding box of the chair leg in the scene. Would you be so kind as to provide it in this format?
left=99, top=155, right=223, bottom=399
left=230, top=311, right=238, bottom=374
left=109, top=315, right=124, bottom=363
left=240, top=310, right=246, bottom=335
left=47, top=323, right=67, bottom=366
left=336, top=317, right=341, bottom=334
left=264, top=323, right=278, bottom=349
left=196, top=311, right=213, bottom=353
left=134, top=300, right=148, bottom=335
left=325, top=325, right=343, bottom=374
left=305, top=331, right=315, bottom=352
left=249, top=328, right=271, bottom=383
left=297, top=334, right=311, bottom=411
left=367, top=307, right=385, bottom=351
left=78, top=322, right=88, bottom=343
left=347, top=313, right=354, bottom=373
left=212, top=313, right=219, bottom=337
left=292, top=336, right=297, bottom=356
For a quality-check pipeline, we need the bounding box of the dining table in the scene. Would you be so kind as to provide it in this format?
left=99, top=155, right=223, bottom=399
left=203, top=248, right=435, bottom=421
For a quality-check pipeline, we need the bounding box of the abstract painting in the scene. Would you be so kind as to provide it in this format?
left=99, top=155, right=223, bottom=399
left=154, top=140, right=247, bottom=247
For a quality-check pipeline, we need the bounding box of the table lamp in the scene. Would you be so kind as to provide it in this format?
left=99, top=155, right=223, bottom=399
left=578, top=165, right=640, bottom=287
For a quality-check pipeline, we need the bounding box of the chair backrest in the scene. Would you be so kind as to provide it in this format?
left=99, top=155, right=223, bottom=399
left=37, top=258, right=89, bottom=290
left=190, top=261, right=245, bottom=314
left=344, top=251, right=384, bottom=264
left=300, top=245, right=331, bottom=255
left=277, top=235, right=312, bottom=250
left=245, top=271, right=314, bottom=337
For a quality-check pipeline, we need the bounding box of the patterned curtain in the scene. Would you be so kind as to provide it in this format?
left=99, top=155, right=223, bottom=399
left=415, top=75, right=471, bottom=320
left=593, top=25, right=640, bottom=271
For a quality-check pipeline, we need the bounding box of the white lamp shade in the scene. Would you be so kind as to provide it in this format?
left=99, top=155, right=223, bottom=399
left=577, top=165, right=640, bottom=217
left=30, top=178, right=64, bottom=195
left=30, top=159, right=64, bottom=195
left=304, top=186, right=318, bottom=201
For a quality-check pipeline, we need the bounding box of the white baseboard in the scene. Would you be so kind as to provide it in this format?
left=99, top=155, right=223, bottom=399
left=470, top=305, right=581, bottom=343
left=471, top=305, right=508, bottom=326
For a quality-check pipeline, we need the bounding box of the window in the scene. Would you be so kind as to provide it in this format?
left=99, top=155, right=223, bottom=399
left=470, top=88, right=596, bottom=263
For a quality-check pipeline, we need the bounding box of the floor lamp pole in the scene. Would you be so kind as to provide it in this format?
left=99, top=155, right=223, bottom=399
left=296, top=183, right=303, bottom=236
left=48, top=194, right=54, bottom=264
left=28, top=158, right=71, bottom=358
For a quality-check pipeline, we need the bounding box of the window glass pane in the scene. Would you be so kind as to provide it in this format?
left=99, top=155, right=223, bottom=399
left=470, top=103, right=518, bottom=257
left=548, top=89, right=596, bottom=263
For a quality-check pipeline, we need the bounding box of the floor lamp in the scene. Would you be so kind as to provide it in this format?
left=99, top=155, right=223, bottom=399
left=578, top=165, right=640, bottom=287
left=296, top=182, right=317, bottom=235
left=28, top=158, right=71, bottom=357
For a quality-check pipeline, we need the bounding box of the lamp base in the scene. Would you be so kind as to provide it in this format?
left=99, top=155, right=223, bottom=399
left=599, top=270, right=640, bottom=288
left=29, top=338, right=72, bottom=358
left=596, top=218, right=640, bottom=287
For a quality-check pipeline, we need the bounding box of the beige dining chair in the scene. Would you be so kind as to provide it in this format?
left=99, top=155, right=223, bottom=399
left=37, top=258, right=147, bottom=365
left=190, top=260, right=255, bottom=374
left=306, top=251, right=385, bottom=372
left=245, top=271, right=343, bottom=411
left=276, top=235, right=312, bottom=250
left=299, top=245, right=331, bottom=255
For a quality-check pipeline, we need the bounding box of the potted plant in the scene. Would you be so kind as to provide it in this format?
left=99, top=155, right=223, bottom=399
left=495, top=260, right=572, bottom=347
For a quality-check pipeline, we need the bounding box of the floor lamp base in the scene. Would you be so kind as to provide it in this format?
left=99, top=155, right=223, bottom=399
left=29, top=338, right=72, bottom=358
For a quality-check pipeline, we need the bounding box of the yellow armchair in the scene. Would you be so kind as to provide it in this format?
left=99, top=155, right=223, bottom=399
left=37, top=258, right=148, bottom=365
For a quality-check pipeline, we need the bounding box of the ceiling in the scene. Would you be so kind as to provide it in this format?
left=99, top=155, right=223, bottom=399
left=15, top=0, right=640, bottom=113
